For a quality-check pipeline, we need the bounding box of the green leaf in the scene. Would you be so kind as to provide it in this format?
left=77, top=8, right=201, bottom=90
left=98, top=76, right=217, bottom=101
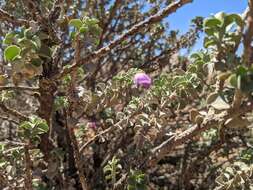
left=20, top=122, right=32, bottom=130
left=70, top=31, right=77, bottom=39
left=228, top=74, right=237, bottom=88
left=203, top=37, right=216, bottom=48
left=214, top=12, right=226, bottom=23
left=37, top=122, right=49, bottom=134
left=4, top=45, right=21, bottom=61
left=225, top=14, right=244, bottom=28
left=204, top=28, right=215, bottom=36
left=17, top=38, right=38, bottom=49
left=204, top=18, right=221, bottom=28
left=3, top=32, right=16, bottom=45
left=85, top=18, right=99, bottom=25
left=236, top=66, right=247, bottom=76
left=31, top=58, right=43, bottom=67
left=69, top=19, right=83, bottom=29
left=79, top=26, right=89, bottom=33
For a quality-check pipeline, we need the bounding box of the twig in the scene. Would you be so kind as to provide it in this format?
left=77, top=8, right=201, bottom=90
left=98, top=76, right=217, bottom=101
left=79, top=115, right=132, bottom=154
left=0, top=115, right=19, bottom=125
left=1, top=140, right=26, bottom=146
left=97, top=0, right=121, bottom=48
left=79, top=125, right=112, bottom=153
left=145, top=103, right=253, bottom=167
left=0, top=86, right=39, bottom=92
left=57, top=0, right=193, bottom=78
left=0, top=8, right=29, bottom=26
left=66, top=36, right=90, bottom=190
left=66, top=112, right=90, bottom=190
left=0, top=103, right=29, bottom=121
left=114, top=173, right=128, bottom=189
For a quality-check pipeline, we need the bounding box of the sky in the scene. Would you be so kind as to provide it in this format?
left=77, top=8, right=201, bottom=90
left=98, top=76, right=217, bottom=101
left=167, top=0, right=248, bottom=52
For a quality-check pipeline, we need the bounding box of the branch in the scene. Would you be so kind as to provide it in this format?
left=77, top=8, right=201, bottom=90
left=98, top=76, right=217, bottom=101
left=79, top=115, right=133, bottom=154
left=24, top=145, right=33, bottom=190
left=0, top=115, right=19, bottom=125
left=57, top=0, right=193, bottom=78
left=243, top=0, right=253, bottom=66
left=65, top=111, right=90, bottom=190
left=0, top=103, right=29, bottom=121
left=48, top=0, right=63, bottom=22
left=97, top=0, right=121, bottom=48
left=145, top=103, right=253, bottom=167
left=0, top=8, right=29, bottom=26
left=0, top=86, right=39, bottom=92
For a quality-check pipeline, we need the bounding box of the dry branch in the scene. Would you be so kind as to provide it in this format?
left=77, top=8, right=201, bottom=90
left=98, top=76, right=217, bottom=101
left=0, top=103, right=29, bottom=121
left=0, top=8, right=29, bottom=26
left=57, top=0, right=193, bottom=78
left=0, top=86, right=39, bottom=92
left=146, top=103, right=253, bottom=167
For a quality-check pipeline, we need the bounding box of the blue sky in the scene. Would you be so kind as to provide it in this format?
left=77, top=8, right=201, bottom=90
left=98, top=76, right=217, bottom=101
left=167, top=0, right=248, bottom=52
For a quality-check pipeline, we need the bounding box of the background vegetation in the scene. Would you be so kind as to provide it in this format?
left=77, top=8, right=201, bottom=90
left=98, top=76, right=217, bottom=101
left=0, top=0, right=253, bottom=189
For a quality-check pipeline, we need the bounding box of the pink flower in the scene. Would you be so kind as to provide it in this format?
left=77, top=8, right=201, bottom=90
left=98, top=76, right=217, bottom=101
left=88, top=121, right=97, bottom=129
left=133, top=73, right=152, bottom=89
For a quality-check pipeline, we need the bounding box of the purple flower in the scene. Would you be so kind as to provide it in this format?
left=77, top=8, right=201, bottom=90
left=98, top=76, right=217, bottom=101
left=88, top=121, right=97, bottom=129
left=133, top=73, right=152, bottom=89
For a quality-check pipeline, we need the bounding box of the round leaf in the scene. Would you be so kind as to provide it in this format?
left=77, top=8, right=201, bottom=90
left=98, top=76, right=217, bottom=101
left=4, top=45, right=21, bottom=61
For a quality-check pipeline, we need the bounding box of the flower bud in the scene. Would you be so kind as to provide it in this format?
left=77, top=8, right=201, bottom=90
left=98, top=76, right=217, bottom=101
left=133, top=73, right=152, bottom=89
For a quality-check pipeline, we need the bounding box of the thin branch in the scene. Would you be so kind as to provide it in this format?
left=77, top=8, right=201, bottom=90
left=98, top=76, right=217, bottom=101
left=0, top=103, right=29, bottom=121
left=145, top=103, right=253, bottom=167
left=79, top=115, right=132, bottom=154
left=0, top=8, right=29, bottom=26
left=0, top=86, right=39, bottom=92
left=79, top=126, right=112, bottom=153
left=97, top=0, right=121, bottom=48
left=0, top=115, right=19, bottom=125
left=65, top=111, right=90, bottom=190
left=0, top=140, right=26, bottom=146
left=57, top=0, right=193, bottom=78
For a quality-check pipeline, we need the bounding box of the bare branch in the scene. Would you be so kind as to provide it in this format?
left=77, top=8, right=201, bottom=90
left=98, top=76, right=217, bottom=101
left=97, top=0, right=121, bottom=48
left=0, top=86, right=39, bottom=92
left=0, top=103, right=29, bottom=121
left=57, top=0, right=193, bottom=78
left=145, top=103, right=253, bottom=167
left=0, top=8, right=29, bottom=26
left=79, top=115, right=132, bottom=154
left=0, top=115, right=19, bottom=125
